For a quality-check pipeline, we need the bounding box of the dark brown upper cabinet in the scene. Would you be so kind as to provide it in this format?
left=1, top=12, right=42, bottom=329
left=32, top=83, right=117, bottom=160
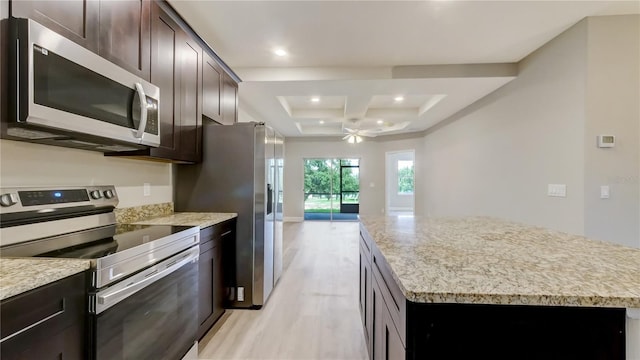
left=12, top=0, right=151, bottom=81
left=106, top=1, right=201, bottom=163
left=147, top=2, right=181, bottom=160
left=178, top=34, right=202, bottom=162
left=202, top=51, right=223, bottom=123
left=98, top=0, right=151, bottom=80
left=11, top=0, right=100, bottom=51
left=221, top=72, right=238, bottom=126
left=11, top=0, right=238, bottom=163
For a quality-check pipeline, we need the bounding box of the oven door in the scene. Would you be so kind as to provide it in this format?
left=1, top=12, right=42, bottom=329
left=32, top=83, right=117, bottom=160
left=10, top=18, right=160, bottom=148
left=90, top=247, right=198, bottom=360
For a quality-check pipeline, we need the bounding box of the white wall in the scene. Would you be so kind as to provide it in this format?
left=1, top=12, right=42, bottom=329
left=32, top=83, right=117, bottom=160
left=283, top=134, right=423, bottom=220
left=421, top=15, right=640, bottom=248
left=0, top=140, right=173, bottom=208
left=423, top=19, right=588, bottom=234
left=584, top=15, right=640, bottom=248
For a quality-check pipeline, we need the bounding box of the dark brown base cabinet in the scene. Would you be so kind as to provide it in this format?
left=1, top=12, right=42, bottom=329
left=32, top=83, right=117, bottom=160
left=198, top=218, right=236, bottom=340
left=0, top=272, right=86, bottom=360
left=359, top=228, right=627, bottom=360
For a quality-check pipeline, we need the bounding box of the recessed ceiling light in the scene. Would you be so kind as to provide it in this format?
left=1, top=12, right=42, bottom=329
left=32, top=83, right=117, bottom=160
left=273, top=48, right=288, bottom=57
left=377, top=120, right=384, bottom=125
left=394, top=96, right=404, bottom=102
left=311, top=97, right=320, bottom=103
left=319, top=120, right=325, bottom=124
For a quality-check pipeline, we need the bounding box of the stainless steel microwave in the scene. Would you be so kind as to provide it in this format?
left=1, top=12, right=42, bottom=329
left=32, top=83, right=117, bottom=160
left=6, top=18, right=160, bottom=152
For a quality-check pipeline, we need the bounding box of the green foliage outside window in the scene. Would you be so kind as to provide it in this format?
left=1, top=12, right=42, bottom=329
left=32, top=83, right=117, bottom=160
left=398, top=161, right=414, bottom=194
left=303, top=159, right=359, bottom=200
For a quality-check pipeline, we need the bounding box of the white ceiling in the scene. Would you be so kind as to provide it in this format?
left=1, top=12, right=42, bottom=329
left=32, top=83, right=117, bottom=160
left=168, top=0, right=640, bottom=137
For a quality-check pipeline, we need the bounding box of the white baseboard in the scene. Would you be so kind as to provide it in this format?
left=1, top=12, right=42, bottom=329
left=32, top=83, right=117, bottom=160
left=283, top=217, right=304, bottom=222
left=389, top=207, right=414, bottom=212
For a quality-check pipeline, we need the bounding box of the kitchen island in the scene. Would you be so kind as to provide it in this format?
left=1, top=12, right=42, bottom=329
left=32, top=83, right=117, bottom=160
left=358, top=215, right=640, bottom=360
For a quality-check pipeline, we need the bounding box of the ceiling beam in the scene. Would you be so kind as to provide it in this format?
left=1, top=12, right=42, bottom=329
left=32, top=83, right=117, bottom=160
left=392, top=63, right=518, bottom=79
left=344, top=94, right=373, bottom=120
left=235, top=67, right=393, bottom=82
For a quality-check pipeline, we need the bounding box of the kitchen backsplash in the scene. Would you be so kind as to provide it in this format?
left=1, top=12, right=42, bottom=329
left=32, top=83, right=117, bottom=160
left=114, top=202, right=174, bottom=223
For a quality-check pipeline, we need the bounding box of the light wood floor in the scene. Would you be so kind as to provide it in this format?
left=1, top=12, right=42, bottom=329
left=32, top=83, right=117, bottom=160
left=198, top=221, right=368, bottom=360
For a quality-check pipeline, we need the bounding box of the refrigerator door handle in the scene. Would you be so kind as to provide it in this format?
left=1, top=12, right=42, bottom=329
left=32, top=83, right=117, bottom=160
left=267, top=183, right=273, bottom=215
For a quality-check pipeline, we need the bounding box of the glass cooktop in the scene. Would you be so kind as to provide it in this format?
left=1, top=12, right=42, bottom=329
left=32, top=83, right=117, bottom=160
left=37, top=224, right=194, bottom=259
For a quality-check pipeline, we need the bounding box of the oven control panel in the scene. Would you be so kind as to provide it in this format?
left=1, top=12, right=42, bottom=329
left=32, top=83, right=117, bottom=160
left=0, top=185, right=119, bottom=213
left=18, top=189, right=90, bottom=206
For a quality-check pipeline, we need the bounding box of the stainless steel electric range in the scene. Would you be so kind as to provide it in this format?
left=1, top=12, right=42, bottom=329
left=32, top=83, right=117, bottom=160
left=0, top=186, right=199, bottom=360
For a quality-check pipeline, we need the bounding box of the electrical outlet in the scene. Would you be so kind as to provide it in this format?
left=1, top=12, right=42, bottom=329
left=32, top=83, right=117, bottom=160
left=237, top=287, right=244, bottom=302
left=143, top=183, right=151, bottom=197
left=547, top=184, right=567, bottom=197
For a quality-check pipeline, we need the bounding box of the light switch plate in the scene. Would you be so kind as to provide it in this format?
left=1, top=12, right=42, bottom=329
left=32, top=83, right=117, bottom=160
left=600, top=185, right=610, bottom=199
left=548, top=184, right=567, bottom=197
left=143, top=183, right=151, bottom=197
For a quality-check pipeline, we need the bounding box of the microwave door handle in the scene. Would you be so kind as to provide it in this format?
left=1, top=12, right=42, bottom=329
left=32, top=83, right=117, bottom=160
left=134, top=83, right=148, bottom=139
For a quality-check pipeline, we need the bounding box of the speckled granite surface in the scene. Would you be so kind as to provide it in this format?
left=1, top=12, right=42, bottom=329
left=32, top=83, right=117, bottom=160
left=359, top=215, right=640, bottom=308
left=114, top=202, right=173, bottom=224
left=0, top=258, right=90, bottom=301
left=130, top=212, right=237, bottom=228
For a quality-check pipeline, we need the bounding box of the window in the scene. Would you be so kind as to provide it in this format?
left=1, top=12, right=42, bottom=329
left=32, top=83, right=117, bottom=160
left=397, top=160, right=414, bottom=195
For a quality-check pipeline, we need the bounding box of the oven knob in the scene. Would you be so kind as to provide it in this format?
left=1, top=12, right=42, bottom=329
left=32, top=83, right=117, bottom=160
left=0, top=193, right=19, bottom=207
left=103, top=189, right=115, bottom=199
left=90, top=190, right=103, bottom=200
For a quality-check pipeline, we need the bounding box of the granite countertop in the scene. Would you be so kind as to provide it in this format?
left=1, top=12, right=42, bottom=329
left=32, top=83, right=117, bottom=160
left=0, top=258, right=91, bottom=301
left=359, top=215, right=640, bottom=308
left=130, top=212, right=237, bottom=228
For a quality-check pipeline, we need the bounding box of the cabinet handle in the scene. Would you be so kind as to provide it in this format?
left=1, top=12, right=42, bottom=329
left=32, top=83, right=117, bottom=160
left=220, top=230, right=232, bottom=237
left=0, top=299, right=65, bottom=343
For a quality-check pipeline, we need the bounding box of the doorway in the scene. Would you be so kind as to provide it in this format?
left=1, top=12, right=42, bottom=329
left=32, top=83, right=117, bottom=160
left=386, top=150, right=415, bottom=215
left=303, top=158, right=360, bottom=221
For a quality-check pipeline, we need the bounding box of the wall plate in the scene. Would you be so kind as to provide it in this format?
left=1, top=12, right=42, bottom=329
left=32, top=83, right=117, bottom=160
left=597, top=135, right=615, bottom=148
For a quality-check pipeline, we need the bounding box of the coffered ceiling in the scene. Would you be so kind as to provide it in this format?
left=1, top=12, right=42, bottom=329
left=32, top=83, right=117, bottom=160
left=168, top=0, right=640, bottom=138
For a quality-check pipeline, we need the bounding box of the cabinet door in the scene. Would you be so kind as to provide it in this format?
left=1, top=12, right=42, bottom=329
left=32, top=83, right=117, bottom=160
left=202, top=52, right=223, bottom=123
left=221, top=72, right=238, bottom=125
left=149, top=2, right=180, bottom=159
left=198, top=245, right=214, bottom=336
left=178, top=34, right=202, bottom=162
left=372, top=278, right=383, bottom=360
left=11, top=0, right=99, bottom=50
left=372, top=277, right=404, bottom=360
left=0, top=272, right=85, bottom=360
left=1, top=323, right=84, bottom=360
left=98, top=0, right=150, bottom=80
left=211, top=241, right=225, bottom=322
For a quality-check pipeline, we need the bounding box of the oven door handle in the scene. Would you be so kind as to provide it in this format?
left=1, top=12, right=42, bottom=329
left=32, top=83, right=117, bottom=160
left=95, top=247, right=198, bottom=314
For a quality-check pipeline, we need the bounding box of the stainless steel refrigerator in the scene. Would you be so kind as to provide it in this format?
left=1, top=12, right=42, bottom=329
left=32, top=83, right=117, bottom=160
left=175, top=122, right=284, bottom=308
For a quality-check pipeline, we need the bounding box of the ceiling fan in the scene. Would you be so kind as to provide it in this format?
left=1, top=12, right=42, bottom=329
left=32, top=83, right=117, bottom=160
left=342, top=128, right=373, bottom=143
left=342, top=118, right=375, bottom=143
